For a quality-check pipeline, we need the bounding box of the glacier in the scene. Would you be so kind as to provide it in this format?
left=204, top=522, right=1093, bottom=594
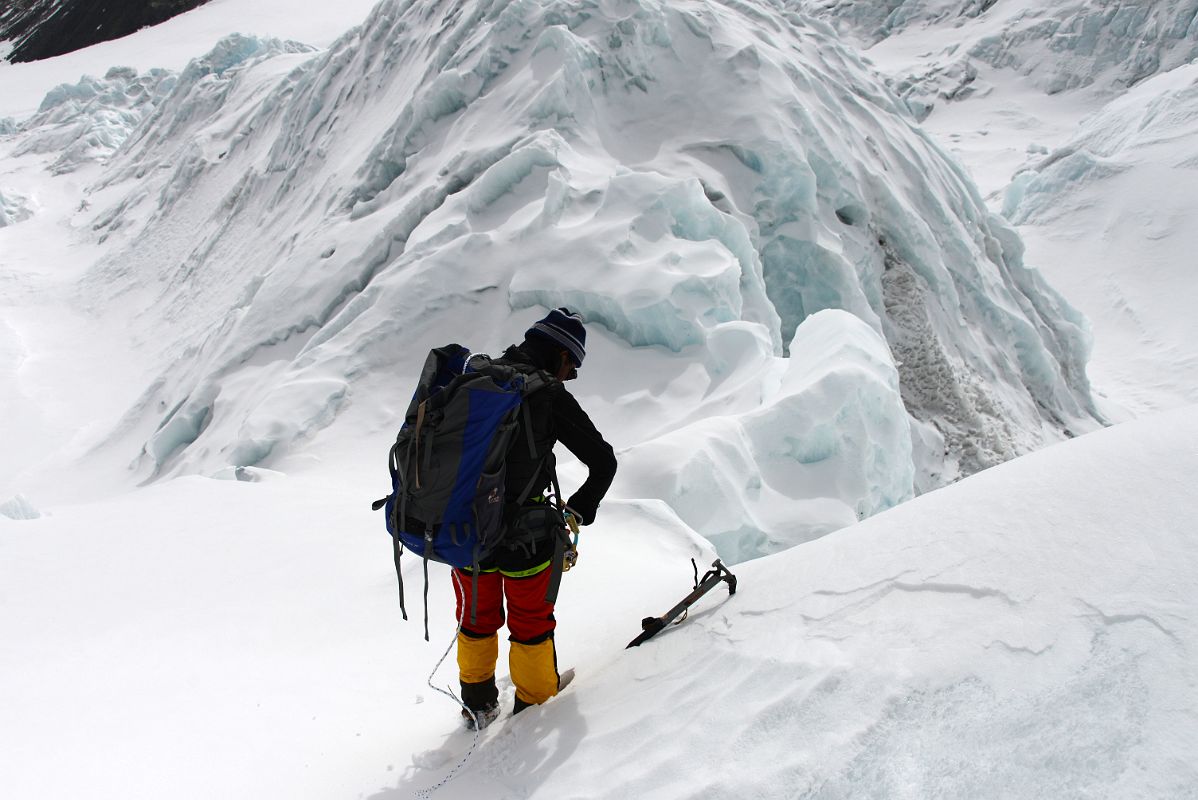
left=807, top=0, right=1198, bottom=119
left=3, top=0, right=1101, bottom=551
left=1003, top=60, right=1198, bottom=224
left=820, top=0, right=1198, bottom=416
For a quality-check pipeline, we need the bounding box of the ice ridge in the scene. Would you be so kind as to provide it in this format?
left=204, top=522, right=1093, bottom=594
left=11, top=0, right=1104, bottom=547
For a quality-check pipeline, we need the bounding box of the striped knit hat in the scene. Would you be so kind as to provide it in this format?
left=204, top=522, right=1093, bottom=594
left=526, top=307, right=587, bottom=367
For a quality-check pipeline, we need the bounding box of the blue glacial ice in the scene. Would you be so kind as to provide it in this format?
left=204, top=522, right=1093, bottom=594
left=613, top=309, right=914, bottom=563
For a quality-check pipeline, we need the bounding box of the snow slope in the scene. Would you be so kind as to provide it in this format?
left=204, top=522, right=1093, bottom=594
left=1001, top=63, right=1198, bottom=416
left=0, top=0, right=214, bottom=65
left=2, top=393, right=1194, bottom=799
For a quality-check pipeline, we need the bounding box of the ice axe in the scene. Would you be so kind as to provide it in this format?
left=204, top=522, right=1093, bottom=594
left=627, top=558, right=738, bottom=648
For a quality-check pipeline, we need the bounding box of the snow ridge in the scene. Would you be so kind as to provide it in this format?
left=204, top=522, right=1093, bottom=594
left=10, top=0, right=1100, bottom=543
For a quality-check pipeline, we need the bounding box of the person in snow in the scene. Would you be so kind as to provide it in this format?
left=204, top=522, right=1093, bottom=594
left=455, top=308, right=617, bottom=729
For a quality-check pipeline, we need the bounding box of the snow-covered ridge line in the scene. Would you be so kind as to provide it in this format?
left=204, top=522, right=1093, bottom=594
left=806, top=0, right=1198, bottom=118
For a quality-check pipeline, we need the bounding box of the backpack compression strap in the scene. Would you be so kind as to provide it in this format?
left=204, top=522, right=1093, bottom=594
left=382, top=440, right=409, bottom=622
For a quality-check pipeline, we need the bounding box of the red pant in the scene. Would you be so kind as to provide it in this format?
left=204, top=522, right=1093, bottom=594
left=453, top=566, right=556, bottom=643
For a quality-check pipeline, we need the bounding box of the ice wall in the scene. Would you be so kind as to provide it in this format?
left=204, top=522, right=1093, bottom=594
left=13, top=0, right=1102, bottom=546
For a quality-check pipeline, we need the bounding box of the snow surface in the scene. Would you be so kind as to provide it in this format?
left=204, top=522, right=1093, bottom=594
left=3, top=0, right=1198, bottom=797
left=1000, top=62, right=1198, bottom=416
left=3, top=396, right=1195, bottom=799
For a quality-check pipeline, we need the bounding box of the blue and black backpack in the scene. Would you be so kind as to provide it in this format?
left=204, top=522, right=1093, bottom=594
left=372, top=344, right=557, bottom=637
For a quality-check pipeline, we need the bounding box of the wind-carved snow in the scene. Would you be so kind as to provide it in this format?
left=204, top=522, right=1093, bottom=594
left=614, top=310, right=913, bottom=562
left=25, top=0, right=1100, bottom=546
left=491, top=408, right=1198, bottom=800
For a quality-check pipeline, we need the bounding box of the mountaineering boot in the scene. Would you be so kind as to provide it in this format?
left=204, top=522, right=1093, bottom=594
left=461, top=701, right=501, bottom=731
left=459, top=674, right=499, bottom=731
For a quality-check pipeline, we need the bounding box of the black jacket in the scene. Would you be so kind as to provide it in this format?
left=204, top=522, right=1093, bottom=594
left=486, top=342, right=617, bottom=571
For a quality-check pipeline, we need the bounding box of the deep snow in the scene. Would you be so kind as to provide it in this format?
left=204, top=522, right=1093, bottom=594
left=2, top=393, right=1195, bottom=799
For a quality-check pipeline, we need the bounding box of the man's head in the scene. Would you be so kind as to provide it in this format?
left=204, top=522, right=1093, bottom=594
left=525, top=307, right=586, bottom=381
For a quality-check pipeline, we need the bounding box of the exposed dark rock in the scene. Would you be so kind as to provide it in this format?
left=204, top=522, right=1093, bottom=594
left=1, top=0, right=212, bottom=63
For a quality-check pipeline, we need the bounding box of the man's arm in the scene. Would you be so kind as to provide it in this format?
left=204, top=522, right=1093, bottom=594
left=553, top=389, right=617, bottom=525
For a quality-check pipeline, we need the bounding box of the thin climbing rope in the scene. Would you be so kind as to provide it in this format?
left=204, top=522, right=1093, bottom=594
left=414, top=570, right=482, bottom=799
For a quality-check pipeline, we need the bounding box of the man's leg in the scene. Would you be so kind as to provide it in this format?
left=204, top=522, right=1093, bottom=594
left=502, top=566, right=559, bottom=713
left=453, top=568, right=504, bottom=717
